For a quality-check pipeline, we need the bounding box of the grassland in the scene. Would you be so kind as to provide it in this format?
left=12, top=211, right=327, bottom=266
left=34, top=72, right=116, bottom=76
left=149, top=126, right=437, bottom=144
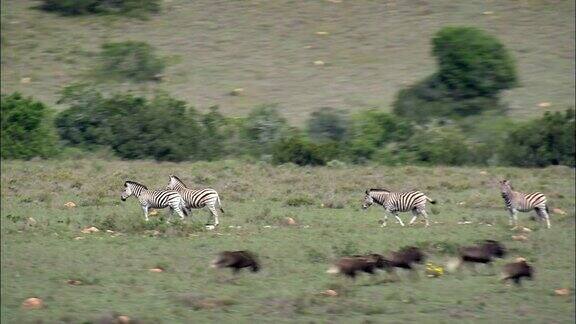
left=1, top=160, right=574, bottom=323
left=1, top=0, right=575, bottom=124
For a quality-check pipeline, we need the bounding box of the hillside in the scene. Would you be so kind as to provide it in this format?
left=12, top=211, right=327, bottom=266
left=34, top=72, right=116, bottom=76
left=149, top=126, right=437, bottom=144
left=1, top=0, right=574, bottom=124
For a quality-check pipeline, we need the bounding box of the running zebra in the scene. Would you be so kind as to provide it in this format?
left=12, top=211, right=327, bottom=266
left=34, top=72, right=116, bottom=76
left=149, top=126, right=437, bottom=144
left=165, top=175, right=224, bottom=227
left=499, top=179, right=551, bottom=229
left=121, top=180, right=188, bottom=222
left=362, top=188, right=436, bottom=227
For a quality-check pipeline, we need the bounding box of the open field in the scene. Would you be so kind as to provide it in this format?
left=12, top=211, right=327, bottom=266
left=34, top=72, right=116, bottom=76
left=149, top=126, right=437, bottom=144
left=1, top=0, right=574, bottom=124
left=1, top=160, right=574, bottom=323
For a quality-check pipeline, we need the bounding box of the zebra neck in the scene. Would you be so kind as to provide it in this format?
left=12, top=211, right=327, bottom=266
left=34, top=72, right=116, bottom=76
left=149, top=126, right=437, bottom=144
left=132, top=186, right=146, bottom=197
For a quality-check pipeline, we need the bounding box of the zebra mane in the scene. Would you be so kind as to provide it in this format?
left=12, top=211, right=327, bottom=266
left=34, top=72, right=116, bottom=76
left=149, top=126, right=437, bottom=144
left=368, top=188, right=391, bottom=193
left=169, top=174, right=188, bottom=186
left=125, top=181, right=148, bottom=190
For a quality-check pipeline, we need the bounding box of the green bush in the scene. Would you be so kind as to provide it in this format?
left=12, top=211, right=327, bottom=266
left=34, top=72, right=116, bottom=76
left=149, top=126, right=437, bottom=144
left=241, top=104, right=289, bottom=155
left=1, top=93, right=58, bottom=159
left=99, top=41, right=165, bottom=82
left=501, top=109, right=575, bottom=167
left=433, top=27, right=517, bottom=99
left=394, top=27, right=516, bottom=122
left=272, top=135, right=326, bottom=166
left=38, top=0, right=160, bottom=17
left=199, top=106, right=227, bottom=161
left=55, top=85, right=202, bottom=161
left=307, top=107, right=348, bottom=142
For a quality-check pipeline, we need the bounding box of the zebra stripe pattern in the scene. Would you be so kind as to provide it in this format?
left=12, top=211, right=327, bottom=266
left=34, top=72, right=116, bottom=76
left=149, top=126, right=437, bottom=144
left=499, top=179, right=550, bottom=228
left=121, top=180, right=188, bottom=222
left=362, top=188, right=436, bottom=227
left=165, top=175, right=224, bottom=227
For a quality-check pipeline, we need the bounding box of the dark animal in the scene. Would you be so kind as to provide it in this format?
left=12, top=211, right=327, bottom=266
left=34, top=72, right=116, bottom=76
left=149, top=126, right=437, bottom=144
left=210, top=251, right=260, bottom=273
left=450, top=240, right=506, bottom=272
left=327, top=254, right=385, bottom=279
left=380, top=246, right=426, bottom=278
left=501, top=258, right=534, bottom=285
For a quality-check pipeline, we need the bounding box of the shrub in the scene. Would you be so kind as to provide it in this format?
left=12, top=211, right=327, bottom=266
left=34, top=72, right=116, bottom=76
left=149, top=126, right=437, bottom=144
left=38, top=0, right=160, bottom=17
left=55, top=85, right=203, bottom=161
left=241, top=104, right=289, bottom=155
left=199, top=106, right=227, bottom=161
left=1, top=93, right=58, bottom=159
left=394, top=27, right=516, bottom=122
left=501, top=109, right=575, bottom=167
left=307, top=107, right=348, bottom=142
left=99, top=41, right=165, bottom=82
left=272, top=135, right=326, bottom=166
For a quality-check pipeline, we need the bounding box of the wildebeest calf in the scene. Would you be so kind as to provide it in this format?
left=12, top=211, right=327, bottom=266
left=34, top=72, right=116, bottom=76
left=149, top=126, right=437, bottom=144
left=380, top=246, right=426, bottom=278
left=449, top=240, right=506, bottom=273
left=210, top=251, right=260, bottom=274
left=327, top=254, right=385, bottom=279
left=501, top=258, right=534, bottom=285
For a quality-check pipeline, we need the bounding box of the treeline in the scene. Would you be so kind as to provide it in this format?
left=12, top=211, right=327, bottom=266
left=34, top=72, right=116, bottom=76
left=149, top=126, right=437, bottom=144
left=1, top=87, right=574, bottom=167
left=1, top=26, right=574, bottom=167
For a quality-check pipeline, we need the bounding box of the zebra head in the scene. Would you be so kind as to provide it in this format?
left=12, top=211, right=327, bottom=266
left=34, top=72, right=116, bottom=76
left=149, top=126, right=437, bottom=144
left=499, top=179, right=513, bottom=194
left=166, top=175, right=186, bottom=190
left=122, top=181, right=147, bottom=201
left=362, top=190, right=374, bottom=209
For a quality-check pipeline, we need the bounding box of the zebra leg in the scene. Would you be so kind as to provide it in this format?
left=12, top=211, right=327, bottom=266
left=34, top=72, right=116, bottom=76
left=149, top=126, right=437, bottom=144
left=409, top=209, right=418, bottom=225
left=511, top=209, right=519, bottom=227
left=142, top=205, right=149, bottom=222
left=507, top=208, right=515, bottom=226
left=208, top=205, right=220, bottom=227
left=536, top=208, right=551, bottom=229
left=420, top=209, right=430, bottom=227
left=393, top=212, right=405, bottom=227
left=381, top=212, right=389, bottom=227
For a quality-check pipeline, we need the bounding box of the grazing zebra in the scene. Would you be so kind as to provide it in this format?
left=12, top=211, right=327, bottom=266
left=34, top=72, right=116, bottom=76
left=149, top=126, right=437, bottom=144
left=362, top=188, right=436, bottom=227
left=165, top=175, right=224, bottom=227
left=121, top=180, right=188, bottom=222
left=499, top=179, right=551, bottom=229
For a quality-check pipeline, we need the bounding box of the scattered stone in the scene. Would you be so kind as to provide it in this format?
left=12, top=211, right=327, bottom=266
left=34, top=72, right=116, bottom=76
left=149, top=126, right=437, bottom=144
left=148, top=209, right=158, bottom=216
left=479, top=171, right=488, bottom=175
left=106, top=230, right=115, bottom=234
left=230, top=88, right=244, bottom=96
left=316, top=31, right=329, bottom=35
left=22, top=297, right=43, bottom=309
left=149, top=268, right=164, bottom=273
left=313, top=60, right=326, bottom=66
left=482, top=11, right=494, bottom=15
left=321, top=289, right=338, bottom=297
left=520, top=227, right=532, bottom=233
left=555, top=288, right=571, bottom=296
left=283, top=217, right=297, bottom=226
left=552, top=208, right=567, bottom=215
left=20, top=77, right=31, bottom=84
left=512, top=235, right=528, bottom=242
left=26, top=217, right=37, bottom=226
left=81, top=226, right=100, bottom=234
left=457, top=221, right=473, bottom=225
left=74, top=236, right=85, bottom=240
left=67, top=279, right=82, bottom=286
left=117, top=315, right=131, bottom=324
left=206, top=225, right=216, bottom=231
left=538, top=102, right=551, bottom=108
left=64, top=201, right=76, bottom=208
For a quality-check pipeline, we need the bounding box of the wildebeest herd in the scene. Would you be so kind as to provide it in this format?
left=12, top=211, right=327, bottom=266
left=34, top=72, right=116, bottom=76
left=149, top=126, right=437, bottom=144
left=120, top=176, right=547, bottom=286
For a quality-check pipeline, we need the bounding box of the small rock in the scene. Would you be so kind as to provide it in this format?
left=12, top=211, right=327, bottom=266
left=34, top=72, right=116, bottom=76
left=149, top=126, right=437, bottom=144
left=206, top=225, right=216, bottom=231
left=22, top=297, right=43, bottom=309
left=479, top=171, right=488, bottom=175
left=20, top=77, right=31, bottom=84
left=81, top=226, right=100, bottom=234
left=149, top=268, right=164, bottom=273
left=555, top=288, right=571, bottom=296
left=106, top=230, right=115, bottom=234
left=520, top=227, right=532, bottom=233
left=322, top=289, right=338, bottom=297
left=316, top=31, right=329, bottom=35
left=74, top=236, right=85, bottom=240
left=482, top=11, right=494, bottom=15
left=26, top=217, right=37, bottom=226
left=313, top=60, right=326, bottom=66
left=66, top=279, right=82, bottom=286
left=117, top=315, right=131, bottom=324
left=64, top=201, right=76, bottom=208
left=148, top=209, right=158, bottom=216
left=457, top=221, right=473, bottom=225
left=552, top=208, right=567, bottom=215
left=230, top=88, right=244, bottom=96
left=538, top=102, right=551, bottom=108
left=512, top=235, right=528, bottom=241
left=284, top=217, right=297, bottom=226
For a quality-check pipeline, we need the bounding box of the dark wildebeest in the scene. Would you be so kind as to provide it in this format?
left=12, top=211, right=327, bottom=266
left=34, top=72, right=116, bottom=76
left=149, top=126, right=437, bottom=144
left=327, top=254, right=386, bottom=279
left=380, top=246, right=426, bottom=280
left=501, top=258, right=534, bottom=285
left=448, top=240, right=506, bottom=273
left=210, top=251, right=260, bottom=274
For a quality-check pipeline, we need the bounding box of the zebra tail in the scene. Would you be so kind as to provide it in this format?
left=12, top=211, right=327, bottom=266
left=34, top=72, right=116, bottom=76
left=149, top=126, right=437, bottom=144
left=217, top=195, right=225, bottom=214
left=426, top=196, right=437, bottom=204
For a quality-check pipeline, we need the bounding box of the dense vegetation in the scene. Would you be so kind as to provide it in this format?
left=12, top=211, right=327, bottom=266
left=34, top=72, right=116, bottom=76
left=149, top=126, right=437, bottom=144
left=38, top=0, right=160, bottom=17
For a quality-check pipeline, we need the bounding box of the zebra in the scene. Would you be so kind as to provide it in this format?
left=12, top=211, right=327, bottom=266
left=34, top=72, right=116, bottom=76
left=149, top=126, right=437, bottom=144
left=165, top=175, right=224, bottom=228
left=499, top=179, right=551, bottom=229
left=121, top=180, right=188, bottom=222
left=362, top=188, right=436, bottom=227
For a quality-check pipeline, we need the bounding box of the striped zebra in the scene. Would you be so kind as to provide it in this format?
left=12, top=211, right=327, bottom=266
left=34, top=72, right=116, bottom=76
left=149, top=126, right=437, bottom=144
left=165, top=175, right=224, bottom=227
left=499, top=179, right=551, bottom=229
left=362, top=188, right=436, bottom=227
left=121, top=180, right=188, bottom=222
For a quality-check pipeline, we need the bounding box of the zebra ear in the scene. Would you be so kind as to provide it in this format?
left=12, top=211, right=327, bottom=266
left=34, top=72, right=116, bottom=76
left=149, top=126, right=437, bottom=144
left=365, top=189, right=369, bottom=195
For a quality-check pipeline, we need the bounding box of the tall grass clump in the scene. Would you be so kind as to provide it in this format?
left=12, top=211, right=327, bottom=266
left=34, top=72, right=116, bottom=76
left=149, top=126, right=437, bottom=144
left=98, top=41, right=165, bottom=82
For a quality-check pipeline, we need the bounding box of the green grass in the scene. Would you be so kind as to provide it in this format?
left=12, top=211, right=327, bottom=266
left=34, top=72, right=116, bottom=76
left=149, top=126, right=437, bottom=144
left=1, top=0, right=574, bottom=124
left=1, top=160, right=574, bottom=323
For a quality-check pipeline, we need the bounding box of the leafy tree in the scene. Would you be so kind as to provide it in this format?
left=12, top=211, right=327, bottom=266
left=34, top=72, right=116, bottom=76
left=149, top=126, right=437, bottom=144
left=241, top=104, right=288, bottom=155
left=401, top=124, right=473, bottom=166
left=272, top=135, right=326, bottom=166
left=1, top=93, right=58, bottom=159
left=501, top=109, right=575, bottom=167
left=199, top=106, right=227, bottom=160
left=99, top=41, right=165, bottom=82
